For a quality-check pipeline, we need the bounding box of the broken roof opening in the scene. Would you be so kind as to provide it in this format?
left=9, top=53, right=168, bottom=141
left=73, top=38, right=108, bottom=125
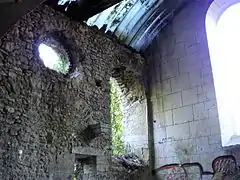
left=0, top=0, right=191, bottom=51
left=53, top=0, right=190, bottom=52
left=86, top=0, right=190, bottom=52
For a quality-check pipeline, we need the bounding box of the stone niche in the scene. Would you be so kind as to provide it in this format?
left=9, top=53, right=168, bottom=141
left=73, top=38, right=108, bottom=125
left=73, top=146, right=110, bottom=179
left=0, top=3, right=146, bottom=180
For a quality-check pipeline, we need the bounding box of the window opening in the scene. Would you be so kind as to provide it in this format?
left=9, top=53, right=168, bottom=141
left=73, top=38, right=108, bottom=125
left=38, top=43, right=70, bottom=74
left=110, top=78, right=124, bottom=155
left=206, top=2, right=240, bottom=146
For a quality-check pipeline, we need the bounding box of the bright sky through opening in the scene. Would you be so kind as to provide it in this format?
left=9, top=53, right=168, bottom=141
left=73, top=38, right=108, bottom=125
left=217, top=3, right=240, bottom=136
left=38, top=43, right=59, bottom=69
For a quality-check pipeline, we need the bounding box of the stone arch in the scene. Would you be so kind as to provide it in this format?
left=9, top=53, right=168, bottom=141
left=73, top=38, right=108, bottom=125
left=206, top=0, right=240, bottom=146
left=206, top=0, right=240, bottom=23
left=109, top=51, right=148, bottom=161
left=111, top=64, right=146, bottom=103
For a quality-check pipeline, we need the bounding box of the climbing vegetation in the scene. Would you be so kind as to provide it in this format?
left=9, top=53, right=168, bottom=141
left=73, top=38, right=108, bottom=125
left=53, top=54, right=69, bottom=74
left=110, top=78, right=124, bottom=155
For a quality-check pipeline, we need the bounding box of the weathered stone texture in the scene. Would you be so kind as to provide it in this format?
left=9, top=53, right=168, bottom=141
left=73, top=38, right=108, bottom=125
left=0, top=4, right=146, bottom=179
left=123, top=99, right=149, bottom=162
left=145, top=0, right=224, bottom=172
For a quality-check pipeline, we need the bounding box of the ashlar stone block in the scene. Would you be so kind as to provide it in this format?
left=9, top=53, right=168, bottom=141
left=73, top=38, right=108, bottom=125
left=173, top=105, right=193, bottom=124
left=166, top=123, right=190, bottom=140
left=163, top=92, right=182, bottom=110
left=171, top=73, right=190, bottom=93
left=182, top=87, right=198, bottom=106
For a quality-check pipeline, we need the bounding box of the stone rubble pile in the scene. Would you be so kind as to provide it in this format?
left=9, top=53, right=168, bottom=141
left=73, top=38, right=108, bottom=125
left=112, top=153, right=146, bottom=172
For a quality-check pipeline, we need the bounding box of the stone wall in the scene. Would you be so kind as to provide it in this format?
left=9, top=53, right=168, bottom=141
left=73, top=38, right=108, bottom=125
left=0, top=4, right=146, bottom=179
left=145, top=0, right=224, bottom=173
left=123, top=99, right=149, bottom=162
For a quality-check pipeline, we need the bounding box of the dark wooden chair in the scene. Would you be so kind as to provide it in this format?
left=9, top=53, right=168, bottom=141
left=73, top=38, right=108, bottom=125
left=212, top=155, right=238, bottom=176
left=181, top=162, right=204, bottom=179
left=152, top=163, right=187, bottom=179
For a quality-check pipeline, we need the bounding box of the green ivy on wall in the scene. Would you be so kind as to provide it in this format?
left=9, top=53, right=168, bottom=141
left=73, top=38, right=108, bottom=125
left=53, top=54, right=69, bottom=74
left=110, top=78, right=124, bottom=155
